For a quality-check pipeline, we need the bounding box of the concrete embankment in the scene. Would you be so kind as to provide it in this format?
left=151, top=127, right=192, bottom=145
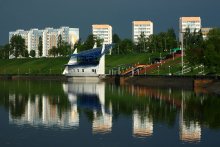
left=0, top=74, right=67, bottom=81
left=105, top=75, right=220, bottom=94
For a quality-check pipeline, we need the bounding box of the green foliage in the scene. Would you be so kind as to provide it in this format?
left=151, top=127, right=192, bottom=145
left=30, top=50, right=36, bottom=58
left=10, top=35, right=26, bottom=57
left=204, top=28, right=220, bottom=72
left=38, top=36, right=43, bottom=57
left=0, top=44, right=11, bottom=59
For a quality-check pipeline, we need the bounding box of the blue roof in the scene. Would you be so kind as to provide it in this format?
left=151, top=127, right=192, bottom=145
left=71, top=44, right=114, bottom=60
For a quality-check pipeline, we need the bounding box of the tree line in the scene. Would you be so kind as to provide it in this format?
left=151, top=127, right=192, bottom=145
left=184, top=28, right=220, bottom=73
left=111, top=28, right=178, bottom=54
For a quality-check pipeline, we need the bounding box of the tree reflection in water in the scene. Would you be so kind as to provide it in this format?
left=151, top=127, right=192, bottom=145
left=0, top=80, right=220, bottom=142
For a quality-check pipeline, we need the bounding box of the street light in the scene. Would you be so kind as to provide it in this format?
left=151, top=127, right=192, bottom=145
left=168, top=66, right=171, bottom=75
left=181, top=32, right=184, bottom=75
left=158, top=66, right=160, bottom=75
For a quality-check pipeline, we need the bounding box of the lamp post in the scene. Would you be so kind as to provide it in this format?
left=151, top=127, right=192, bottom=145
left=169, top=66, right=171, bottom=75
left=181, top=32, right=184, bottom=75
left=157, top=66, right=160, bottom=75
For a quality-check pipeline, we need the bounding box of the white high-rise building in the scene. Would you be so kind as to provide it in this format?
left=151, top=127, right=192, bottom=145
left=92, top=24, right=112, bottom=45
left=179, top=17, right=202, bottom=42
left=42, top=27, right=79, bottom=57
left=9, top=26, right=79, bottom=57
left=132, top=21, right=153, bottom=43
left=9, top=30, right=29, bottom=49
left=28, top=29, right=43, bottom=57
left=42, top=28, right=59, bottom=57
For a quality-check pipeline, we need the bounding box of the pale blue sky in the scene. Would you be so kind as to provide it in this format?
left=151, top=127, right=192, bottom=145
left=0, top=0, right=219, bottom=44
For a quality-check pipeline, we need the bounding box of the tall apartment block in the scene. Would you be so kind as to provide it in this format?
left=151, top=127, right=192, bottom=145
left=9, top=30, right=29, bottom=49
left=28, top=29, right=43, bottom=57
left=92, top=24, right=112, bottom=45
left=132, top=21, right=153, bottom=43
left=179, top=17, right=201, bottom=42
left=9, top=27, right=79, bottom=57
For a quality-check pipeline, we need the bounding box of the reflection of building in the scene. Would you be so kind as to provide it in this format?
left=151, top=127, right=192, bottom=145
left=180, top=121, right=201, bottom=142
left=63, top=81, right=113, bottom=134
left=179, top=92, right=201, bottom=142
left=132, top=20, right=153, bottom=43
left=133, top=110, right=153, bottom=137
left=9, top=94, right=79, bottom=128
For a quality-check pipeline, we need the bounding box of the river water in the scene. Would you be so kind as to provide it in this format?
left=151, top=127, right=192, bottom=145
left=0, top=80, right=220, bottom=146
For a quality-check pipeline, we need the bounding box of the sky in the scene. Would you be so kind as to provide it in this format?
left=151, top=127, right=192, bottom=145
left=0, top=0, right=220, bottom=45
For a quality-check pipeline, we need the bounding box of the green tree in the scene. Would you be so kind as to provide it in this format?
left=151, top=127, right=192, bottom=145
left=112, top=34, right=121, bottom=54
left=204, top=28, right=220, bottom=72
left=10, top=35, right=26, bottom=57
left=38, top=36, right=43, bottom=57
left=136, top=32, right=147, bottom=53
left=0, top=44, right=11, bottom=59
left=49, top=46, right=58, bottom=57
left=30, top=50, right=36, bottom=58
left=119, top=39, right=134, bottom=54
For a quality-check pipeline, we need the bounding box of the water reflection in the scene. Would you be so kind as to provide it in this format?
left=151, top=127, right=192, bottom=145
left=9, top=94, right=79, bottom=128
left=1, top=80, right=220, bottom=144
left=63, top=82, right=113, bottom=134
left=133, top=110, right=153, bottom=137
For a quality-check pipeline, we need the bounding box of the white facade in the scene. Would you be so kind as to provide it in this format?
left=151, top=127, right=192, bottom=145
left=201, top=27, right=212, bottom=40
left=28, top=29, right=43, bottom=57
left=92, top=24, right=112, bottom=45
left=132, top=21, right=153, bottom=43
left=9, top=30, right=29, bottom=49
left=9, top=26, right=79, bottom=57
left=179, top=17, right=201, bottom=42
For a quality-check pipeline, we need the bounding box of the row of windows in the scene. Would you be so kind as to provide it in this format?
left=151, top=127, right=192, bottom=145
left=71, top=69, right=97, bottom=73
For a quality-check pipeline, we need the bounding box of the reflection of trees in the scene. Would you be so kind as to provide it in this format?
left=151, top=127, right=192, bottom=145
left=0, top=80, right=70, bottom=119
left=9, top=94, right=29, bottom=118
left=106, top=84, right=220, bottom=129
left=183, top=93, right=220, bottom=129
left=106, top=85, right=178, bottom=127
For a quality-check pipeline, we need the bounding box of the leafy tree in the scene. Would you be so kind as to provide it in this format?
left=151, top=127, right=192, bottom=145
left=119, top=39, right=134, bottom=54
left=30, top=50, right=36, bottom=58
left=0, top=44, right=11, bottom=59
left=113, top=34, right=121, bottom=44
left=10, top=35, right=26, bottom=57
left=24, top=50, right=29, bottom=58
left=184, top=28, right=205, bottom=65
left=49, top=46, right=58, bottom=57
left=38, top=36, right=43, bottom=57
left=112, top=34, right=121, bottom=54
left=204, top=28, right=220, bottom=72
left=136, top=32, right=147, bottom=53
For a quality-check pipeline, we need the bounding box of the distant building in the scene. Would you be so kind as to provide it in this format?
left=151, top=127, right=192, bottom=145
left=28, top=29, right=43, bottom=57
left=9, top=27, right=79, bottom=57
left=42, top=27, right=59, bottom=57
left=179, top=17, right=202, bottom=42
left=132, top=20, right=153, bottom=43
left=92, top=24, right=112, bottom=45
left=42, top=27, right=79, bottom=57
left=201, top=27, right=212, bottom=40
left=9, top=29, right=29, bottom=49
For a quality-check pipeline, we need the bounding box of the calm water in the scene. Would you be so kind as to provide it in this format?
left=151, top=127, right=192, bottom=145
left=0, top=80, right=220, bottom=146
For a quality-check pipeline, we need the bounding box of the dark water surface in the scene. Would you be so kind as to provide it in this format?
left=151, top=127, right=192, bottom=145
left=0, top=80, right=220, bottom=146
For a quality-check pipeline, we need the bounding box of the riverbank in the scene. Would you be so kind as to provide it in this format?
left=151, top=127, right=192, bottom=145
left=105, top=75, right=220, bottom=95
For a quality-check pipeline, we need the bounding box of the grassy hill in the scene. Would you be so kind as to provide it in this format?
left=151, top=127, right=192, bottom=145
left=0, top=53, right=210, bottom=75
